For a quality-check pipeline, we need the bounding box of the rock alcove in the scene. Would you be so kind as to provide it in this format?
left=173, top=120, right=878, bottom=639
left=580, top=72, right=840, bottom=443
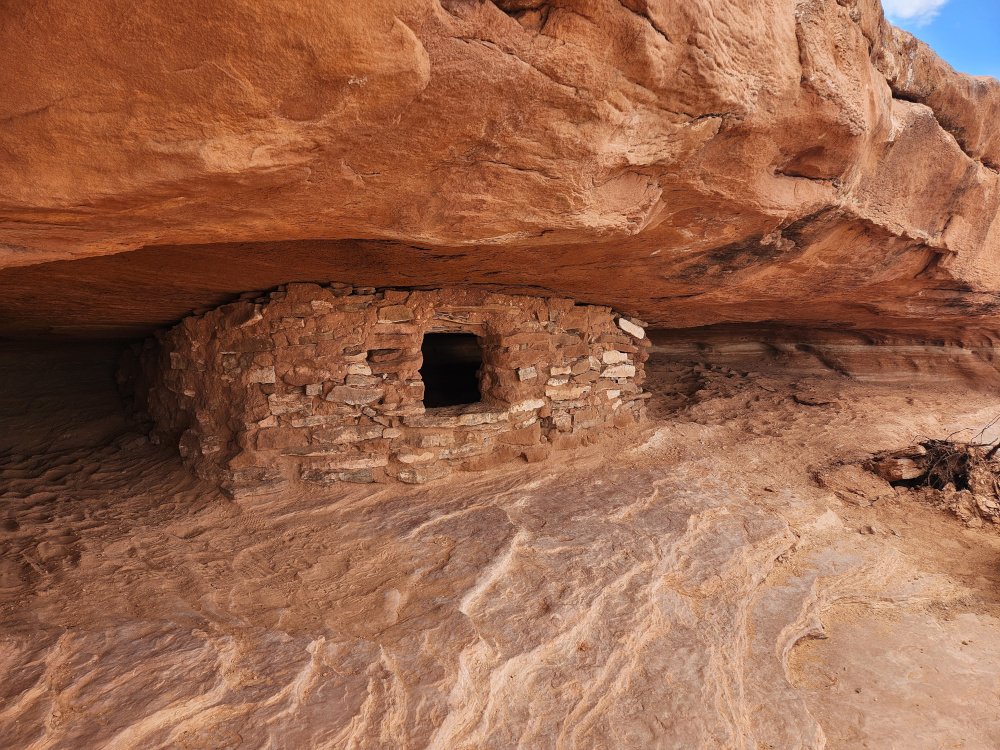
left=5, top=0, right=1000, bottom=743
left=128, top=283, right=650, bottom=497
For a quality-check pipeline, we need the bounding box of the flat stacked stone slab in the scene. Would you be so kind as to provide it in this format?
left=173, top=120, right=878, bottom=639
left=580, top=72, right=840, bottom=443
left=132, top=283, right=649, bottom=497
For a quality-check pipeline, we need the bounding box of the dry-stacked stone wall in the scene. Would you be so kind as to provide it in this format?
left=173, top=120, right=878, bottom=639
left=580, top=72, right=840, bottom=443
left=138, top=283, right=649, bottom=496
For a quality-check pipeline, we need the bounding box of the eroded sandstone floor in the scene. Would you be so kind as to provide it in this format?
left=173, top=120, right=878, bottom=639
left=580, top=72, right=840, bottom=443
left=2, top=339, right=1000, bottom=748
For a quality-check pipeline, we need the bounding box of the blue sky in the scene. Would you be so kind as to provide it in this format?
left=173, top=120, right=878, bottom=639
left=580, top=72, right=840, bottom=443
left=884, top=0, right=1000, bottom=79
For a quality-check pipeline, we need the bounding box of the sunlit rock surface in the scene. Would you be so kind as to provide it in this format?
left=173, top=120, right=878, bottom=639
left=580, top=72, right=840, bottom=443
left=2, top=0, right=1000, bottom=337
left=3, top=1, right=1000, bottom=746
left=3, top=341, right=1000, bottom=748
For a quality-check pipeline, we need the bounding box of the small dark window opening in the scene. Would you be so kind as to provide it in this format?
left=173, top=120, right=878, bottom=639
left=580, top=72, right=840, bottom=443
left=420, top=333, right=483, bottom=408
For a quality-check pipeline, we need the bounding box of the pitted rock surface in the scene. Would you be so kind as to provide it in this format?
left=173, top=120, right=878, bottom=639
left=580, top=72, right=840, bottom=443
left=1, top=1, right=1000, bottom=339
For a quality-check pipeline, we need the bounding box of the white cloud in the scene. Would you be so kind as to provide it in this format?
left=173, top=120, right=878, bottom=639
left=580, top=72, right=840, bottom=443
left=882, top=0, right=950, bottom=26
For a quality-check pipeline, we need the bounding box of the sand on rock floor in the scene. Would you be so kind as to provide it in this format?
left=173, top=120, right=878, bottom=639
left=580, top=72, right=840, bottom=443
left=2, top=339, right=1000, bottom=749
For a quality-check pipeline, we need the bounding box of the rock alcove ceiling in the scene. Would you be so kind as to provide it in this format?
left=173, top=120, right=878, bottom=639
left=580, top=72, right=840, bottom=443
left=1, top=0, right=1000, bottom=342
left=4, top=1, right=1000, bottom=748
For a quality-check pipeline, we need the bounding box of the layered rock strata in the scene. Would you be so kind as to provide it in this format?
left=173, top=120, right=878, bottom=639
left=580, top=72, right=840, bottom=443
left=134, top=284, right=649, bottom=495
left=2, top=1, right=1000, bottom=340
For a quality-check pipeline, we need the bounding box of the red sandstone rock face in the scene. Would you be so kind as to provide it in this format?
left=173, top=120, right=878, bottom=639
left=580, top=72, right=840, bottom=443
left=1, top=1, right=998, bottom=337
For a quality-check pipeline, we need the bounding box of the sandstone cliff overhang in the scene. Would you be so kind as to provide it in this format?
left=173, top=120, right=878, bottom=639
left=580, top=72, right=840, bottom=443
left=133, top=284, right=650, bottom=495
left=1, top=1, right=999, bottom=341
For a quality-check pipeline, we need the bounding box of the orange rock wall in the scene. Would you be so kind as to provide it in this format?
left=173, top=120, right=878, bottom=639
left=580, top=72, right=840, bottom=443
left=136, top=284, right=649, bottom=495
left=3, top=1, right=1000, bottom=343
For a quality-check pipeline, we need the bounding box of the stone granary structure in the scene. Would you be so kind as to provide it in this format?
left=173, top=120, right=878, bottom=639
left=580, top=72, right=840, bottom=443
left=134, top=283, right=649, bottom=496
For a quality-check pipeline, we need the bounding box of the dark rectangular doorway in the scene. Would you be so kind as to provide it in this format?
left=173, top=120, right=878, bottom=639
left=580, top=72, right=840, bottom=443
left=419, top=333, right=483, bottom=408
